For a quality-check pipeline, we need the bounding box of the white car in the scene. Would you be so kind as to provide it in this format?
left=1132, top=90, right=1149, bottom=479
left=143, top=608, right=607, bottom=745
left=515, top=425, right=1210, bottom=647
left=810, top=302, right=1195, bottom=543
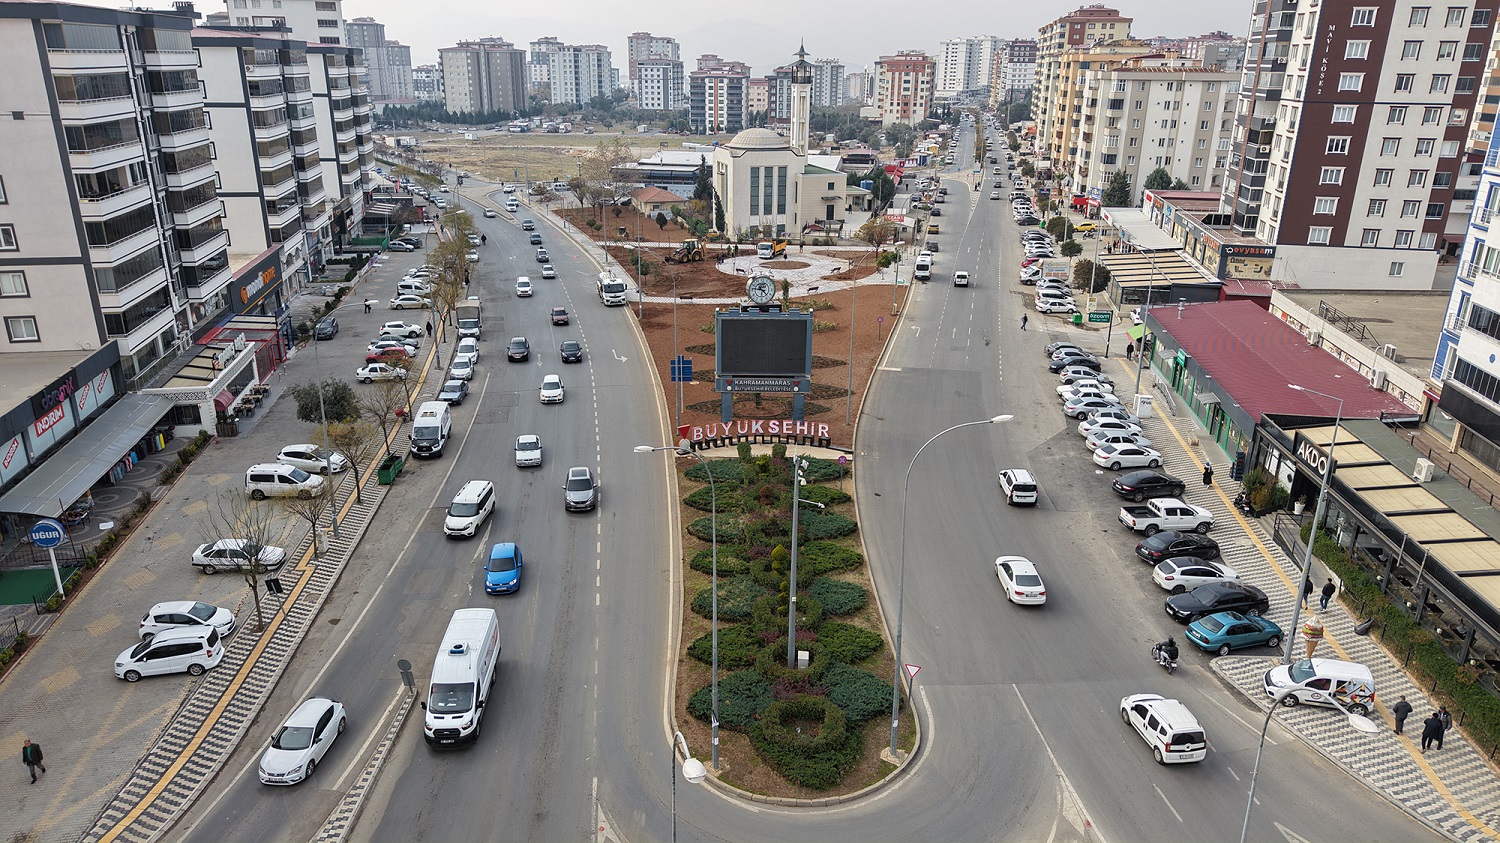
left=1085, top=430, right=1154, bottom=452
left=994, top=556, right=1046, bottom=605
left=466, top=250, right=479, bottom=262
left=1078, top=416, right=1142, bottom=437
left=1060, top=367, right=1112, bottom=385
left=539, top=374, right=564, bottom=403
left=448, top=358, right=475, bottom=380
left=515, top=434, right=542, bottom=467
left=1019, top=267, right=1042, bottom=281
left=388, top=294, right=431, bottom=310
left=541, top=264, right=557, bottom=279
left=1092, top=443, right=1163, bottom=471
left=515, top=278, right=533, bottom=297
left=1064, top=395, right=1122, bottom=418
left=1060, top=388, right=1115, bottom=407
left=483, top=208, right=498, bottom=217
left=356, top=362, right=406, bottom=383
left=277, top=444, right=350, bottom=474
left=1036, top=298, right=1078, bottom=314
left=258, top=697, right=346, bottom=785
left=193, top=539, right=287, bottom=574
left=467, top=234, right=482, bottom=246
left=380, top=321, right=422, bottom=338
left=455, top=337, right=479, bottom=363
left=139, top=601, right=236, bottom=640
left=1089, top=406, right=1142, bottom=427
left=404, top=267, right=435, bottom=280
left=1152, top=558, right=1240, bottom=594
left=1057, top=378, right=1115, bottom=396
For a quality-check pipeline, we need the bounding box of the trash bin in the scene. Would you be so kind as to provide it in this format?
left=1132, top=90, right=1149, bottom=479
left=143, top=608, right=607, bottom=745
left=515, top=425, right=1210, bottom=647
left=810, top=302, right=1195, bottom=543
left=377, top=454, right=404, bottom=485
left=1071, top=313, right=1083, bottom=325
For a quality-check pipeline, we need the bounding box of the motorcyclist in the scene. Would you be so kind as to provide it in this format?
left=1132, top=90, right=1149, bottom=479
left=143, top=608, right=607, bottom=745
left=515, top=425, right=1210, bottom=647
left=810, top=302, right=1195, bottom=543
left=1155, top=636, right=1179, bottom=663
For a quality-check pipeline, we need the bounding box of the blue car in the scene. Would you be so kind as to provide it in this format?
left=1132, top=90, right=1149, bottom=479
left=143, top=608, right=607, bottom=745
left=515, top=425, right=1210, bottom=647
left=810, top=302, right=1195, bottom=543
left=484, top=542, right=523, bottom=594
left=1185, top=611, right=1282, bottom=656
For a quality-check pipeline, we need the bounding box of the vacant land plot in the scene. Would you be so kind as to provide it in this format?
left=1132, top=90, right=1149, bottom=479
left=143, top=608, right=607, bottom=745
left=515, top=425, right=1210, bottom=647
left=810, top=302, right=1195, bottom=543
left=407, top=130, right=731, bottom=186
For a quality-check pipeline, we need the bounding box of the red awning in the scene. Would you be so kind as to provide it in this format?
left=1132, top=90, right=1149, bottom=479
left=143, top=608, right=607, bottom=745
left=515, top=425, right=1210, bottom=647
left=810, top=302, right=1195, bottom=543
left=213, top=390, right=234, bottom=411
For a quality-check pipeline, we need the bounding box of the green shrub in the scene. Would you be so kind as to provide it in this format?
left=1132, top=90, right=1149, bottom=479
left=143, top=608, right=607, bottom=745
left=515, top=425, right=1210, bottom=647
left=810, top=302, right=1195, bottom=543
left=799, top=485, right=851, bottom=506
left=737, top=441, right=753, bottom=462
left=800, top=457, right=847, bottom=482
left=750, top=695, right=861, bottom=790
left=685, top=459, right=748, bottom=483
left=688, top=623, right=761, bottom=670
left=756, top=639, right=831, bottom=681
left=751, top=593, right=823, bottom=636
left=690, top=575, right=768, bottom=622
left=772, top=443, right=787, bottom=460
left=797, top=542, right=864, bottom=576
left=687, top=514, right=742, bottom=542
left=818, top=621, right=884, bottom=664
left=687, top=545, right=751, bottom=577
left=823, top=663, right=895, bottom=721
left=799, top=511, right=858, bottom=540
left=685, top=485, right=740, bottom=512
left=809, top=578, right=868, bottom=616
left=688, top=670, right=772, bottom=732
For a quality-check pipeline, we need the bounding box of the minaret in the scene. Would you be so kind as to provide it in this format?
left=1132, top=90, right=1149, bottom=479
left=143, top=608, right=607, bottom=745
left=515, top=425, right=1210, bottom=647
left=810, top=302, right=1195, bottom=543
left=789, top=42, right=812, bottom=156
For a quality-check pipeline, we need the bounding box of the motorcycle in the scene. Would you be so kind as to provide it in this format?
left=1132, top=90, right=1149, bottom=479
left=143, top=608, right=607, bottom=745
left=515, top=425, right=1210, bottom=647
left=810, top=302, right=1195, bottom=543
left=1152, top=642, right=1179, bottom=674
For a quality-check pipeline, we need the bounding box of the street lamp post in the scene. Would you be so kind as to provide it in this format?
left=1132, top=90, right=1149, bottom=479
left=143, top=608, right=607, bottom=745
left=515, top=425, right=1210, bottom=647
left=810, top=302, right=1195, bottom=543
left=786, top=457, right=825, bottom=668
left=637, top=442, right=720, bottom=770
left=1131, top=246, right=1163, bottom=398
left=889, top=415, right=1014, bottom=757
left=1282, top=383, right=1346, bottom=665
left=672, top=730, right=706, bottom=843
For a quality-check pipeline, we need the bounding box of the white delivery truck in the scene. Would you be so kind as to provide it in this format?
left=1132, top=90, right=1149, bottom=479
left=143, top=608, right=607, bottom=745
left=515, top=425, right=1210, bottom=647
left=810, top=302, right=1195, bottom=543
left=455, top=296, right=482, bottom=338
left=597, top=272, right=628, bottom=306
left=409, top=401, right=452, bottom=458
left=422, top=608, right=501, bottom=747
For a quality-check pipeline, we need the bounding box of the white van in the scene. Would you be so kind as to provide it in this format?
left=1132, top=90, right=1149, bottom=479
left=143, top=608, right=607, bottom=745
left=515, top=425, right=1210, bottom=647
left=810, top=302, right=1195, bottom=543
left=444, top=480, right=495, bottom=538
left=998, top=469, right=1039, bottom=506
left=397, top=280, right=432, bottom=297
left=914, top=256, right=932, bottom=281
left=410, top=401, right=452, bottom=458
left=115, top=626, right=224, bottom=682
left=1120, top=693, right=1207, bottom=764
left=1263, top=658, right=1376, bottom=715
left=246, top=463, right=326, bottom=500
left=423, top=608, right=501, bottom=747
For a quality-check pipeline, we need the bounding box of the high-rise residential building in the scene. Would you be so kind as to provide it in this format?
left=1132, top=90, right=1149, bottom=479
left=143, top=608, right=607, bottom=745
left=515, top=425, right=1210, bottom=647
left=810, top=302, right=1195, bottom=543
left=875, top=51, right=936, bottom=126
left=413, top=64, right=442, bottom=102
left=1434, top=130, right=1500, bottom=476
left=1222, top=0, right=1496, bottom=288
left=440, top=38, right=527, bottom=114
left=1042, top=40, right=1157, bottom=169
left=811, top=58, right=845, bottom=107
left=937, top=35, right=1001, bottom=97
left=627, top=32, right=679, bottom=85
left=635, top=58, right=686, bottom=110
left=988, top=39, right=1037, bottom=110
left=747, top=77, right=770, bottom=115
left=689, top=59, right=748, bottom=134
left=1147, top=33, right=1247, bottom=72
left=1034, top=6, right=1133, bottom=164
left=1069, top=55, right=1238, bottom=201
left=225, top=0, right=345, bottom=46
left=528, top=36, right=561, bottom=93
left=766, top=66, right=794, bottom=124
left=847, top=70, right=874, bottom=104
left=345, top=17, right=412, bottom=102
left=549, top=44, right=615, bottom=106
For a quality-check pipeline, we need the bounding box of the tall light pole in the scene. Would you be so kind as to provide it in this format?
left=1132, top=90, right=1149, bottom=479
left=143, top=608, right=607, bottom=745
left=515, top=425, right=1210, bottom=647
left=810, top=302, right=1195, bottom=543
left=637, top=442, right=720, bottom=770
left=1282, top=383, right=1345, bottom=665
left=1131, top=245, right=1163, bottom=398
left=786, top=456, right=825, bottom=668
left=889, top=415, right=1014, bottom=757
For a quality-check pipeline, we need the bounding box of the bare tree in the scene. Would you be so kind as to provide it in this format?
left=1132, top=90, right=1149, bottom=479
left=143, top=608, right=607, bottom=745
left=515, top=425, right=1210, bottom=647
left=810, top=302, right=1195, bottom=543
left=201, top=490, right=285, bottom=632
left=279, top=480, right=338, bottom=563
left=325, top=419, right=382, bottom=504
left=360, top=372, right=411, bottom=445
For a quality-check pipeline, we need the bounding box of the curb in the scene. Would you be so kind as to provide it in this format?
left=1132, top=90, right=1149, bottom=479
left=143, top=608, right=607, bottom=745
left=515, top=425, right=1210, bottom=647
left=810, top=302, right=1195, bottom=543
left=312, top=689, right=418, bottom=843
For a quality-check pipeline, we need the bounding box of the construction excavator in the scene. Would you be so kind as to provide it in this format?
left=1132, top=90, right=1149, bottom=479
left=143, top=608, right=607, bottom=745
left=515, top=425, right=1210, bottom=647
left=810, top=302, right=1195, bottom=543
left=665, top=238, right=705, bottom=263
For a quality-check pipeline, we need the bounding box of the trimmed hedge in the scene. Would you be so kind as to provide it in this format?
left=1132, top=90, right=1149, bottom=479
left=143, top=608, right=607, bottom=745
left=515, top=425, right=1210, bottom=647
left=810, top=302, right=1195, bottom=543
left=687, top=623, right=763, bottom=670
left=756, top=639, right=832, bottom=682
left=685, top=459, right=749, bottom=483
left=797, top=541, right=864, bottom=577
left=818, top=621, right=883, bottom=664
left=687, top=514, right=742, bottom=542
left=809, top=577, right=868, bottom=616
left=691, top=575, right=769, bottom=622
left=799, top=485, right=851, bottom=506
left=688, top=670, right=773, bottom=732
left=751, top=593, right=823, bottom=635
left=823, top=663, right=895, bottom=721
left=800, top=457, right=849, bottom=483
left=688, top=545, right=751, bottom=577
left=685, top=485, right=740, bottom=512
left=750, top=695, right=861, bottom=790
left=798, top=510, right=859, bottom=540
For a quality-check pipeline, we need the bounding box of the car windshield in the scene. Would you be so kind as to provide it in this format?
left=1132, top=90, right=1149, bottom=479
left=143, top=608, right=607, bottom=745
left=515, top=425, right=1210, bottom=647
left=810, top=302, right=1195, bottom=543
left=544, top=379, right=560, bottom=389
left=566, top=476, right=593, bottom=491
left=1197, top=616, right=1226, bottom=633
left=129, top=639, right=152, bottom=659
left=429, top=682, right=476, bottom=714
left=1014, top=573, right=1042, bottom=587
left=562, top=342, right=580, bottom=352
left=442, top=381, right=464, bottom=392
left=1287, top=659, right=1317, bottom=682
left=518, top=440, right=539, bottom=451
left=272, top=725, right=315, bottom=751
left=188, top=602, right=217, bottom=621
left=488, top=555, right=517, bottom=573
left=450, top=502, right=480, bottom=517
left=287, top=468, right=311, bottom=482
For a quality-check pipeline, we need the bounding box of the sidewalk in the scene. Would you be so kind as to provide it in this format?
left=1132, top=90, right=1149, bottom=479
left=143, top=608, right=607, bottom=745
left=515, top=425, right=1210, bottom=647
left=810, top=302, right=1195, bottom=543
left=1120, top=356, right=1500, bottom=842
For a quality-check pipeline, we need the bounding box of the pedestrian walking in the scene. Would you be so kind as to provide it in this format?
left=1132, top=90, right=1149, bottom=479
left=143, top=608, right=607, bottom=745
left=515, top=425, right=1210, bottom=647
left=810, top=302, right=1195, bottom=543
left=1125, top=341, right=1134, bottom=360
left=1421, top=713, right=1444, bottom=751
left=1439, top=706, right=1453, bottom=748
left=1020, top=313, right=1028, bottom=331
left=1392, top=695, right=1413, bottom=734
left=363, top=299, right=374, bottom=314
left=1320, top=578, right=1337, bottom=611
left=1301, top=576, right=1314, bottom=609
left=425, top=320, right=433, bottom=337
left=1202, top=463, right=1214, bottom=487
left=21, top=739, right=44, bottom=783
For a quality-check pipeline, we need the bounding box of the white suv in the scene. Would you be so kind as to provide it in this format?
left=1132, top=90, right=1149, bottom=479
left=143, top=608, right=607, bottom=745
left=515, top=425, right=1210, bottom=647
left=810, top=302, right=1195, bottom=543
left=1119, top=694, right=1207, bottom=764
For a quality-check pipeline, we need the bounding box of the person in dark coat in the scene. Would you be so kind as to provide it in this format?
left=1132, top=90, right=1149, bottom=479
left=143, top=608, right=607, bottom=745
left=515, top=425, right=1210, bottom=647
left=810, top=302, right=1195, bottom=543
left=1202, top=463, right=1214, bottom=487
left=21, top=739, right=45, bottom=783
left=425, top=320, right=433, bottom=337
left=1391, top=695, right=1413, bottom=734
left=1301, top=577, right=1315, bottom=610
left=1320, top=578, right=1337, bottom=611
left=1421, top=713, right=1444, bottom=751
left=1438, top=706, right=1453, bottom=747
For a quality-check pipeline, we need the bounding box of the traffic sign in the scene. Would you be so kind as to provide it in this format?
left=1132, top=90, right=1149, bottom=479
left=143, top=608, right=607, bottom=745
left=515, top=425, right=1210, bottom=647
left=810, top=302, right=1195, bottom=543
left=904, top=663, right=922, bottom=680
left=1087, top=311, right=1113, bottom=323
left=29, top=518, right=65, bottom=549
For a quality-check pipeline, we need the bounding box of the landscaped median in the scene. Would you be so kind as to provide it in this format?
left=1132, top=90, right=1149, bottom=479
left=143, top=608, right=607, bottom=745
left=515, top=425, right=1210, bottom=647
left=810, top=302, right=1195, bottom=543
left=673, top=443, right=916, bottom=797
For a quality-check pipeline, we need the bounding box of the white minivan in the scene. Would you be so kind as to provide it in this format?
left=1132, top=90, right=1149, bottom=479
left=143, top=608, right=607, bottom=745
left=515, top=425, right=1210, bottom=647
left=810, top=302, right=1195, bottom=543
left=998, top=469, right=1039, bottom=506
left=423, top=608, right=501, bottom=747
left=444, top=480, right=495, bottom=538
left=115, top=626, right=224, bottom=682
left=246, top=463, right=326, bottom=500
left=410, top=401, right=452, bottom=458
left=1120, top=693, right=1207, bottom=764
left=1263, top=658, right=1376, bottom=715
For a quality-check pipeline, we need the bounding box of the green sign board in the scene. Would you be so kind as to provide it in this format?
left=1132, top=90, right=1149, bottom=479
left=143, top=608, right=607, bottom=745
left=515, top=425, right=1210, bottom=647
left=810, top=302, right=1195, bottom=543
left=1087, top=311, right=1112, bottom=323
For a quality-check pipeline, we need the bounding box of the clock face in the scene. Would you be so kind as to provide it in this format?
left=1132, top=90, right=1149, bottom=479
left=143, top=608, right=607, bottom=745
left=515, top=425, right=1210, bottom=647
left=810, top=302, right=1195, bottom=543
left=747, top=276, right=776, bottom=304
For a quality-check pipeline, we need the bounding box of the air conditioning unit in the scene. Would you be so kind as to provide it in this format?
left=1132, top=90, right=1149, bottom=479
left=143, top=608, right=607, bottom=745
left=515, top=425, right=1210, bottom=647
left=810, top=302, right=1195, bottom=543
left=1259, top=145, right=1271, bottom=153
left=1412, top=458, right=1435, bottom=483
left=1371, top=369, right=1388, bottom=389
left=1382, top=343, right=1398, bottom=359
left=1307, top=329, right=1322, bottom=345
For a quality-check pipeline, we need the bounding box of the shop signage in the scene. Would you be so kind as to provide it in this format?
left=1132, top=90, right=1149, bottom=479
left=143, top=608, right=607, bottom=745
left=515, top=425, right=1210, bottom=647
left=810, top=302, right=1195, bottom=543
left=1295, top=436, right=1336, bottom=477
left=686, top=420, right=832, bottom=442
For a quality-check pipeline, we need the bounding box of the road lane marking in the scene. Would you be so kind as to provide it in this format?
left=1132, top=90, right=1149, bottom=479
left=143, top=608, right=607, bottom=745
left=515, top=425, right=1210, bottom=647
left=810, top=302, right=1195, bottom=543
left=1013, top=685, right=1109, bottom=843
left=1154, top=783, right=1183, bottom=822
left=1203, top=694, right=1277, bottom=744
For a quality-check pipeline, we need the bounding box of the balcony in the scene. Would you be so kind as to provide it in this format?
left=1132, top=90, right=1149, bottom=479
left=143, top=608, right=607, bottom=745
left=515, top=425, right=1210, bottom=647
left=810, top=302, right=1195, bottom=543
left=143, top=49, right=197, bottom=69
left=44, top=50, right=127, bottom=72
left=171, top=197, right=221, bottom=229
left=56, top=95, right=137, bottom=122
left=77, top=182, right=152, bottom=218
left=253, top=119, right=291, bottom=141
left=184, top=261, right=232, bottom=301
left=164, top=160, right=216, bottom=189
left=258, top=146, right=294, bottom=170
left=149, top=89, right=202, bottom=111
left=178, top=229, right=228, bottom=264
left=244, top=62, right=280, bottom=80
left=69, top=141, right=146, bottom=173
left=157, top=125, right=210, bottom=151
left=89, top=226, right=159, bottom=266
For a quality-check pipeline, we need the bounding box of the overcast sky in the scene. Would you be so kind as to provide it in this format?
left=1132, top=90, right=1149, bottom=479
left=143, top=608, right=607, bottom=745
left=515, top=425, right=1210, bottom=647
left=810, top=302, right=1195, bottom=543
left=217, top=0, right=1252, bottom=74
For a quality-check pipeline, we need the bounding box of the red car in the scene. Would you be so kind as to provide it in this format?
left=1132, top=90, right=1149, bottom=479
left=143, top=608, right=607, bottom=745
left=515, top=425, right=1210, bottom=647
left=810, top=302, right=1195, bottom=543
left=365, top=346, right=412, bottom=364
left=550, top=307, right=570, bottom=325
left=1021, top=257, right=1042, bottom=268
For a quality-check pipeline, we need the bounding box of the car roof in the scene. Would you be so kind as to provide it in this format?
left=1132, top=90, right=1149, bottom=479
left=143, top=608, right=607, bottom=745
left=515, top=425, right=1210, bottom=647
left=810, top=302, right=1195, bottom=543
left=285, top=697, right=338, bottom=727
left=543, top=374, right=561, bottom=383
left=145, top=625, right=218, bottom=643
left=995, top=555, right=1037, bottom=573
left=148, top=600, right=213, bottom=614
left=281, top=443, right=319, bottom=451
left=517, top=434, right=540, bottom=444
left=441, top=379, right=465, bottom=389
left=568, top=466, right=591, bottom=478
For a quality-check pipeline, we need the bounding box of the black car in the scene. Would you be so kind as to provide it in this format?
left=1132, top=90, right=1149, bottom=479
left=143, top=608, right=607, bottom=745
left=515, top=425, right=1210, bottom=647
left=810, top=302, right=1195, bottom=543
left=931, top=207, right=942, bottom=216
left=1136, top=530, right=1221, bottom=564
left=437, top=379, right=470, bottom=405
left=1165, top=582, right=1270, bottom=624
left=314, top=317, right=338, bottom=340
left=395, top=236, right=422, bottom=248
left=1017, top=215, right=1041, bottom=225
left=1048, top=355, right=1101, bottom=373
left=529, top=233, right=543, bottom=245
left=507, top=337, right=531, bottom=361
left=560, top=340, right=584, bottom=363
left=1112, top=470, right=1187, bottom=502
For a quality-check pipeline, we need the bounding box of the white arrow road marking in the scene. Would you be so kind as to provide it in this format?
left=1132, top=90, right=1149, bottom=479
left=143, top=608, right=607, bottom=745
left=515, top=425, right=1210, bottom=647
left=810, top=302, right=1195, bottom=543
left=1275, top=822, right=1316, bottom=843
left=612, top=349, right=627, bottom=362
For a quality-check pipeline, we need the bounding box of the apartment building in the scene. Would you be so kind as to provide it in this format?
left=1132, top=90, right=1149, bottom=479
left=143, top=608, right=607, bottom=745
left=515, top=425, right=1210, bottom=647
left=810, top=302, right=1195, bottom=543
left=1149, top=32, right=1247, bottom=72
left=635, top=58, right=686, bottom=110
left=440, top=38, right=527, bottom=114
left=747, top=77, right=769, bottom=114
left=344, top=17, right=412, bottom=102
left=937, top=35, right=1000, bottom=97
left=1043, top=40, right=1157, bottom=168
left=988, top=39, right=1038, bottom=109
left=811, top=58, right=845, bottom=107
left=413, top=64, right=442, bottom=102
left=225, top=0, right=343, bottom=46
left=766, top=66, right=793, bottom=124
left=549, top=44, right=615, bottom=106
left=1224, top=0, right=1497, bottom=289
left=689, top=62, right=749, bottom=134
left=627, top=31, right=678, bottom=86
left=1034, top=6, right=1133, bottom=162
left=1433, top=128, right=1500, bottom=474
left=847, top=70, right=874, bottom=104
left=1071, top=56, right=1238, bottom=201
left=874, top=51, right=936, bottom=126
left=528, top=36, right=561, bottom=92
